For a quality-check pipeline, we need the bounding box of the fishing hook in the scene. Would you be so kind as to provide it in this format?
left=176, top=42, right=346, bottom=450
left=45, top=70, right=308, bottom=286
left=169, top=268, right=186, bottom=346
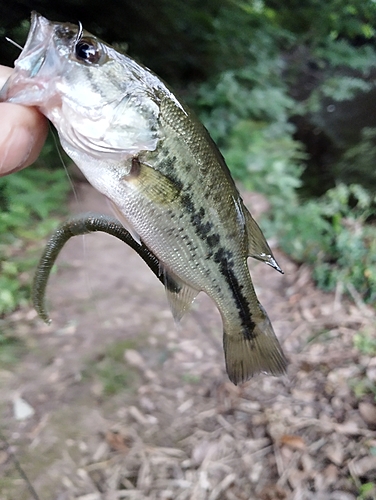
left=74, top=20, right=83, bottom=45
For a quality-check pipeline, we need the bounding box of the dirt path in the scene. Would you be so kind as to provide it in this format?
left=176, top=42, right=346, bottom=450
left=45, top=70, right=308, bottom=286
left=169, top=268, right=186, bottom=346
left=1, top=184, right=375, bottom=500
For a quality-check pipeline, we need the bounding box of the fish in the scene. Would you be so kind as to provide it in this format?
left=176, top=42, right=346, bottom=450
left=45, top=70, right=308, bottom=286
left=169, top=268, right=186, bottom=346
left=0, top=12, right=287, bottom=384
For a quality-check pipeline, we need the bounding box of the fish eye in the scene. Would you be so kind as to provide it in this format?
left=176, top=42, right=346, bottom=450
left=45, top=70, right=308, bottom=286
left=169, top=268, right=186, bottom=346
left=75, top=38, right=101, bottom=64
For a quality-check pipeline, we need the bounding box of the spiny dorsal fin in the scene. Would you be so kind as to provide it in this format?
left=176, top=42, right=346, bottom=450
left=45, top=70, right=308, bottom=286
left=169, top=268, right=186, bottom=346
left=243, top=205, right=283, bottom=273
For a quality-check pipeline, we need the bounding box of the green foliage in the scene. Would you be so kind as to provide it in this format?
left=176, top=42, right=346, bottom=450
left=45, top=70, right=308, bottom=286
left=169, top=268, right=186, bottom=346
left=314, top=40, right=376, bottom=73
left=193, top=45, right=306, bottom=200
left=353, top=330, right=376, bottom=356
left=0, top=168, right=70, bottom=229
left=335, top=128, right=376, bottom=186
left=0, top=332, right=27, bottom=367
left=263, top=0, right=376, bottom=42
left=320, top=76, right=373, bottom=102
left=191, top=1, right=376, bottom=306
left=0, top=159, right=70, bottom=316
left=225, top=120, right=305, bottom=202
left=84, top=340, right=140, bottom=395
left=194, top=45, right=295, bottom=140
left=357, top=483, right=376, bottom=500
left=276, top=184, right=376, bottom=303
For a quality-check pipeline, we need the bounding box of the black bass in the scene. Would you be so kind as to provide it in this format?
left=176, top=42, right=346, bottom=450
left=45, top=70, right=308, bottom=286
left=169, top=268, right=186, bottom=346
left=0, top=12, right=287, bottom=384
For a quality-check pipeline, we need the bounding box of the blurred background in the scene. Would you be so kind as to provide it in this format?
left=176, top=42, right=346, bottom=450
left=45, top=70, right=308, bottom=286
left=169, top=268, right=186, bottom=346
left=1, top=0, right=375, bottom=313
left=1, top=2, right=376, bottom=499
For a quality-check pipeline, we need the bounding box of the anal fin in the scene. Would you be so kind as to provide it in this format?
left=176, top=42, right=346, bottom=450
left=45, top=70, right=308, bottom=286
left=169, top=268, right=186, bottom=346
left=161, top=266, right=199, bottom=322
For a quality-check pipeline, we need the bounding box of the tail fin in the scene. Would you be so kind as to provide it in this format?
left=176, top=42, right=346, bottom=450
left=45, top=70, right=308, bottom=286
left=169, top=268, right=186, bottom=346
left=223, top=306, right=287, bottom=385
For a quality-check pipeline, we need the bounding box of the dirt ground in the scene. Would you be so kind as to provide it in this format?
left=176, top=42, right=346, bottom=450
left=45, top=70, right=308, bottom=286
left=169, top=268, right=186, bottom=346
left=0, top=184, right=375, bottom=500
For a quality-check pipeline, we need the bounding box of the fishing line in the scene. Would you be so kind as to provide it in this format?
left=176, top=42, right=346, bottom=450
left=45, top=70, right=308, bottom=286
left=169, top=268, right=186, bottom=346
left=3, top=34, right=41, bottom=500
left=0, top=430, right=41, bottom=500
left=50, top=126, right=98, bottom=316
left=50, top=125, right=79, bottom=205
left=5, top=37, right=23, bottom=50
left=4, top=32, right=87, bottom=499
left=6, top=27, right=93, bottom=309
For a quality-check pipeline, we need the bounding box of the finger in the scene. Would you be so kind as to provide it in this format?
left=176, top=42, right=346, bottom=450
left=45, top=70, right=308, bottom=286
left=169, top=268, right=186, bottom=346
left=0, top=67, right=48, bottom=176
left=0, top=66, right=13, bottom=86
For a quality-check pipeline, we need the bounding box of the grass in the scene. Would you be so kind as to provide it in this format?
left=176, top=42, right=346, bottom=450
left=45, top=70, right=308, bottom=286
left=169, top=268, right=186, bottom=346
left=83, top=339, right=142, bottom=396
left=0, top=331, right=27, bottom=368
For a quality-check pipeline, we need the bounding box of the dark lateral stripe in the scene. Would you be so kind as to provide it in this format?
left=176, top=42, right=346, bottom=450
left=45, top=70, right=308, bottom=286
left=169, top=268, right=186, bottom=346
left=180, top=192, right=221, bottom=248
left=179, top=189, right=256, bottom=340
left=154, top=156, right=254, bottom=336
left=214, top=248, right=256, bottom=341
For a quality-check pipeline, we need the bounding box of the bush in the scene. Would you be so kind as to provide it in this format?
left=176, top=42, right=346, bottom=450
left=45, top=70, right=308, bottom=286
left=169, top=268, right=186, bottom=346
left=0, top=153, right=70, bottom=315
left=193, top=36, right=376, bottom=305
left=277, top=184, right=376, bottom=303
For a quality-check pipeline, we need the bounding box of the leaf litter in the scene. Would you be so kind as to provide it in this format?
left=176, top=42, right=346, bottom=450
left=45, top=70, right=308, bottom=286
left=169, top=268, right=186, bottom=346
left=0, top=186, right=375, bottom=500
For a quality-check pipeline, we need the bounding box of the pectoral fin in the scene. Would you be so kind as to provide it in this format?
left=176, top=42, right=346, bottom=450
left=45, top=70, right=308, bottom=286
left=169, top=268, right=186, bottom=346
left=123, top=157, right=181, bottom=205
left=244, top=206, right=283, bottom=273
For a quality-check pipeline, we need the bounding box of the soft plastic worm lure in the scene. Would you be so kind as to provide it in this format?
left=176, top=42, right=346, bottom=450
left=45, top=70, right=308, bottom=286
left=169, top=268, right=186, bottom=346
left=32, top=213, right=180, bottom=323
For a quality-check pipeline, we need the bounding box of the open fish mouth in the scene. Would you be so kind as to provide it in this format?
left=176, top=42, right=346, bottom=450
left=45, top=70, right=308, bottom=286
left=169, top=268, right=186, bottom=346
left=21, top=11, right=47, bottom=58
left=0, top=12, right=67, bottom=105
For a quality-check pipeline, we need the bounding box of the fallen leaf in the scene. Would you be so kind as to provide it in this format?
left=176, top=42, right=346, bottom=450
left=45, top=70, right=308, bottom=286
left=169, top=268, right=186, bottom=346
left=286, top=469, right=307, bottom=489
left=0, top=450, right=8, bottom=465
left=280, top=434, right=306, bottom=450
left=330, top=492, right=356, bottom=500
left=359, top=402, right=376, bottom=428
left=13, top=396, right=35, bottom=421
left=259, top=484, right=288, bottom=500
left=323, top=464, right=339, bottom=487
left=335, top=421, right=361, bottom=435
left=124, top=349, right=145, bottom=369
left=326, top=441, right=345, bottom=466
left=105, top=429, right=133, bottom=453
left=350, top=455, right=376, bottom=477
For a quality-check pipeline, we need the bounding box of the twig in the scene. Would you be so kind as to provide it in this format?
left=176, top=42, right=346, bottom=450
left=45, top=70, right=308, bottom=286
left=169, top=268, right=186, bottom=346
left=0, top=430, right=41, bottom=500
left=333, top=280, right=343, bottom=312
left=346, top=282, right=373, bottom=317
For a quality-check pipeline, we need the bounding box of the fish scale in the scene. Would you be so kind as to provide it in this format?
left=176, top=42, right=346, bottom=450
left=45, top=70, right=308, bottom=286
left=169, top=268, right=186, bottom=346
left=0, top=12, right=287, bottom=384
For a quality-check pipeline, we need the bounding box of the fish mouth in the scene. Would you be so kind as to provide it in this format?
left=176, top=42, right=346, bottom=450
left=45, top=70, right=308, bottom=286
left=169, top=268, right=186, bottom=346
left=0, top=12, right=57, bottom=105
left=24, top=11, right=44, bottom=54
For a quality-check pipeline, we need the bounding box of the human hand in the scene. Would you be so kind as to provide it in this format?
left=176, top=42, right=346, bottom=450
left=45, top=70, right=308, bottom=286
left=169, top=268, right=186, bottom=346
left=0, top=65, right=48, bottom=177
